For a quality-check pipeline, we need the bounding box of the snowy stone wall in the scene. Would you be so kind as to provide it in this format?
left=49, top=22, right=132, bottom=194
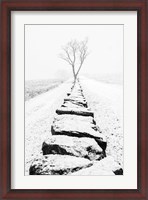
left=29, top=80, right=123, bottom=175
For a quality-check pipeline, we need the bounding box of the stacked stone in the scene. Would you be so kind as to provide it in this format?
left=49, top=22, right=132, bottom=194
left=29, top=80, right=123, bottom=175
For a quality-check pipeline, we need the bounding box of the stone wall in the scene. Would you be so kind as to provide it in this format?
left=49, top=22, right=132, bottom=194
left=29, top=80, right=123, bottom=175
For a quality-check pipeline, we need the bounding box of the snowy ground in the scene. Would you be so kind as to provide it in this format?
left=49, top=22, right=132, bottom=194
left=80, top=76, right=123, bottom=167
left=25, top=76, right=123, bottom=175
left=25, top=79, right=72, bottom=175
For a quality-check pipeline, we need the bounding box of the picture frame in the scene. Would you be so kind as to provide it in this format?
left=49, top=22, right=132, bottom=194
left=0, top=0, right=147, bottom=199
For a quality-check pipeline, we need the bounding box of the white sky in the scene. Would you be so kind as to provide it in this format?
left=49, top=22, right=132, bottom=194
left=25, top=25, right=123, bottom=80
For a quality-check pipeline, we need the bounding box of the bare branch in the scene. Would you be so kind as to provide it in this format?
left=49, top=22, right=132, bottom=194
left=75, top=39, right=89, bottom=77
left=59, top=38, right=89, bottom=84
left=59, top=53, right=72, bottom=66
left=62, top=46, right=73, bottom=65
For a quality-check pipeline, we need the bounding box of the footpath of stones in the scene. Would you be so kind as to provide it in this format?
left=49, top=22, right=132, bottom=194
left=29, top=80, right=123, bottom=175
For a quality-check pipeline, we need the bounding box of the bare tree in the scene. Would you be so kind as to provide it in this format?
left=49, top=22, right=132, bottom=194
left=59, top=39, right=89, bottom=87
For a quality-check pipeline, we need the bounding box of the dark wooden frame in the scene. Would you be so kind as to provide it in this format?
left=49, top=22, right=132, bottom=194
left=0, top=0, right=147, bottom=199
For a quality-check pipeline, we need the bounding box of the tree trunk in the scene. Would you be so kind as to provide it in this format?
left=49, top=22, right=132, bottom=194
left=71, top=65, right=77, bottom=90
left=71, top=63, right=82, bottom=91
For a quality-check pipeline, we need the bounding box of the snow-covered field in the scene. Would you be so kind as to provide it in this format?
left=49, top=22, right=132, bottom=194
left=25, top=79, right=64, bottom=101
left=25, top=77, right=123, bottom=175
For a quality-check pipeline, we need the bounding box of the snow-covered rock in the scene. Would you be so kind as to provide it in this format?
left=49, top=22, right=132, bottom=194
left=42, top=135, right=105, bottom=160
left=62, top=102, right=85, bottom=109
left=68, top=96, right=86, bottom=102
left=56, top=107, right=94, bottom=117
left=54, top=114, right=95, bottom=124
left=51, top=114, right=106, bottom=150
left=29, top=155, right=92, bottom=175
left=70, top=156, right=122, bottom=175
left=63, top=98, right=87, bottom=108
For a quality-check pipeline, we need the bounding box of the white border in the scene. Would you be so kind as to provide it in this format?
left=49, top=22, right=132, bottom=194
left=11, top=11, right=137, bottom=189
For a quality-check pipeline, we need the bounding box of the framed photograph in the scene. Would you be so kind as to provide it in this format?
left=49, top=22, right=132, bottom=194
left=0, top=0, right=147, bottom=199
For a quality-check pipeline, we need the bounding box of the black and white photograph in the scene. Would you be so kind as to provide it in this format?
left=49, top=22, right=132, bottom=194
left=25, top=24, right=123, bottom=176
